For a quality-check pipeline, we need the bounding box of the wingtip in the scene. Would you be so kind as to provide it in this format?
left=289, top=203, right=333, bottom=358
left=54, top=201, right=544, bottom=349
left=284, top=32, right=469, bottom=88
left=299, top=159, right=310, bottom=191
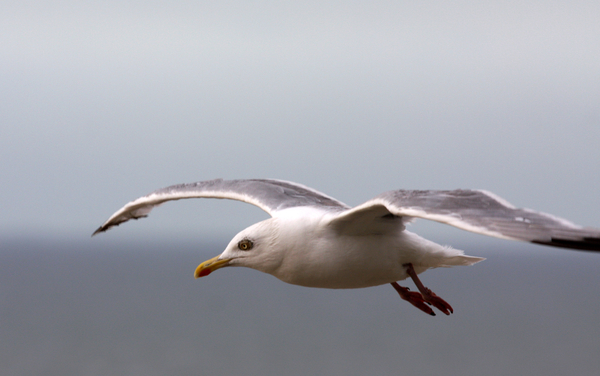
left=531, top=237, right=600, bottom=252
left=91, top=226, right=105, bottom=237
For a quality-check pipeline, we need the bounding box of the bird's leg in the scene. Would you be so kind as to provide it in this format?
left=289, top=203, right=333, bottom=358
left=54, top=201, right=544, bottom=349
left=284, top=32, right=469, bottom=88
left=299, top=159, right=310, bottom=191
left=391, top=281, right=436, bottom=316
left=404, top=263, right=453, bottom=315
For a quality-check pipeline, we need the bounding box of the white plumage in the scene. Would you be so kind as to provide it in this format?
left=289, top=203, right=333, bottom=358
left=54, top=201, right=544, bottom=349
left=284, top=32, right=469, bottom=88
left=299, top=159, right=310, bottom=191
left=94, top=179, right=600, bottom=315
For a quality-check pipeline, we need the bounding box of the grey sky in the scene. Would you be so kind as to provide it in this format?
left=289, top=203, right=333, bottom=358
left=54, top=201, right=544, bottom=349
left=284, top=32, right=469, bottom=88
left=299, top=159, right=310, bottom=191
left=2, top=3, right=600, bottom=375
left=1, top=1, right=599, bottom=240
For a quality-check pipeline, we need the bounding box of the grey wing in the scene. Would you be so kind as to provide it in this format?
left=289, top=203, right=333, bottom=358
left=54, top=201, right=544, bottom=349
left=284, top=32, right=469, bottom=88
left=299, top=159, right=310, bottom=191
left=330, top=189, right=600, bottom=251
left=93, top=179, right=348, bottom=235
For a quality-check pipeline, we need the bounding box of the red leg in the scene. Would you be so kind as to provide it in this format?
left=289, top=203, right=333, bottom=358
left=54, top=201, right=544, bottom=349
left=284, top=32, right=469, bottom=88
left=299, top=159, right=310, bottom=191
left=404, top=263, right=453, bottom=315
left=391, top=282, right=436, bottom=316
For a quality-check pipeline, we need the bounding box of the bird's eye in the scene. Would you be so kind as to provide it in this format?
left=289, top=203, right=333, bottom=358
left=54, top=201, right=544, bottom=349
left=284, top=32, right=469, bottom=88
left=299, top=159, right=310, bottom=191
left=238, top=239, right=253, bottom=251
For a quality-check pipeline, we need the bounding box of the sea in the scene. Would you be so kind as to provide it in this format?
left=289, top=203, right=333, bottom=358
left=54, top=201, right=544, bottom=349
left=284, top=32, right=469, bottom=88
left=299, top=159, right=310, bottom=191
left=2, top=236, right=599, bottom=376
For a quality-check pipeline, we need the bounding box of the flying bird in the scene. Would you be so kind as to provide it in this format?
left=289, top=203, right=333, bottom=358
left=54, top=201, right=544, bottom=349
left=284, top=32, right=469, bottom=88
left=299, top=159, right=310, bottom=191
left=93, top=179, right=600, bottom=316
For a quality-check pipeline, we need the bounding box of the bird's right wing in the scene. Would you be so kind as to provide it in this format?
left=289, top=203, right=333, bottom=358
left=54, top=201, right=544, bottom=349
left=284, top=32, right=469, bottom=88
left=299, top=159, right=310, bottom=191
left=93, top=179, right=348, bottom=235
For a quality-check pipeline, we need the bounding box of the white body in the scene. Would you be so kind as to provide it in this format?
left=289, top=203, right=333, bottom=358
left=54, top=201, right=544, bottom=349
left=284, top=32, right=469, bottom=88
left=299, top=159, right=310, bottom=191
left=94, top=179, right=600, bottom=290
left=223, top=207, right=482, bottom=289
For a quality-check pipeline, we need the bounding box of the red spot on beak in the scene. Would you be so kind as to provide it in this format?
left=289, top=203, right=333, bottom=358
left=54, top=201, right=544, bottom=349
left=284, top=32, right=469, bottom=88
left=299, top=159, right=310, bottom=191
left=198, top=268, right=211, bottom=277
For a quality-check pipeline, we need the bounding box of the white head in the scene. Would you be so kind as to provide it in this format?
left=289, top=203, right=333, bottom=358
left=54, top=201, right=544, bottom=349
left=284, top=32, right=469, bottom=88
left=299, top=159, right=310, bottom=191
left=194, top=218, right=282, bottom=278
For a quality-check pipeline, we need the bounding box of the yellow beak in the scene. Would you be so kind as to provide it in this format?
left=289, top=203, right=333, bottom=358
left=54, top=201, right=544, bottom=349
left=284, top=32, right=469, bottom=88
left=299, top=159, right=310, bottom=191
left=194, top=255, right=232, bottom=278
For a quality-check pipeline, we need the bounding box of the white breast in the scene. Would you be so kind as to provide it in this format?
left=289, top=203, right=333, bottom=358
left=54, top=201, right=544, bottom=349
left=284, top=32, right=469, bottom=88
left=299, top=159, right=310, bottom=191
left=263, top=207, right=483, bottom=289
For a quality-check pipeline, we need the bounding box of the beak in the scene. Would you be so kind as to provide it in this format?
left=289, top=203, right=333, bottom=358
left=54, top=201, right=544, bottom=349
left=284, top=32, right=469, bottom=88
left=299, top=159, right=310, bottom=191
left=194, top=255, right=232, bottom=278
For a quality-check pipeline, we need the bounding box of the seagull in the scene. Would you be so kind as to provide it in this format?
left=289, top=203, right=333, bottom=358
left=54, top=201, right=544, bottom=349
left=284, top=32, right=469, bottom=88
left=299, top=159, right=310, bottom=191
left=93, top=179, right=600, bottom=316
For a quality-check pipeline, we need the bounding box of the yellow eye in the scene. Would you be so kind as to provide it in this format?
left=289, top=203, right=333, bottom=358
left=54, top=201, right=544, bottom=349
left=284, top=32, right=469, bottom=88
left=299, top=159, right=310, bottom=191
left=238, top=239, right=253, bottom=251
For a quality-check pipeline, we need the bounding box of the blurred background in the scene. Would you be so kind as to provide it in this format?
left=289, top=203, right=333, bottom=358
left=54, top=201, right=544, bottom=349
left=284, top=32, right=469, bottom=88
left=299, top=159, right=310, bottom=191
left=1, top=1, right=599, bottom=375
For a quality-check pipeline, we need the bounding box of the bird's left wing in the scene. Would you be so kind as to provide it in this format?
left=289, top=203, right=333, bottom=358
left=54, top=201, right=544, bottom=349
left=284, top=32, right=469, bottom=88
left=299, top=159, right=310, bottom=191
left=93, top=179, right=348, bottom=235
left=328, top=189, right=600, bottom=251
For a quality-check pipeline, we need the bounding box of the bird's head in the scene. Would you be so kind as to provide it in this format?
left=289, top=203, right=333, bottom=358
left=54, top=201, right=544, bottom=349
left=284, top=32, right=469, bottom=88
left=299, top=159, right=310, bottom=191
left=194, top=219, right=281, bottom=278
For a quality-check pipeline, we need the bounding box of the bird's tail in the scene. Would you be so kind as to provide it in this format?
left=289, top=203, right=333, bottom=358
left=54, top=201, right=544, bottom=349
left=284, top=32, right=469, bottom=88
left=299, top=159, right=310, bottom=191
left=436, top=246, right=485, bottom=267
